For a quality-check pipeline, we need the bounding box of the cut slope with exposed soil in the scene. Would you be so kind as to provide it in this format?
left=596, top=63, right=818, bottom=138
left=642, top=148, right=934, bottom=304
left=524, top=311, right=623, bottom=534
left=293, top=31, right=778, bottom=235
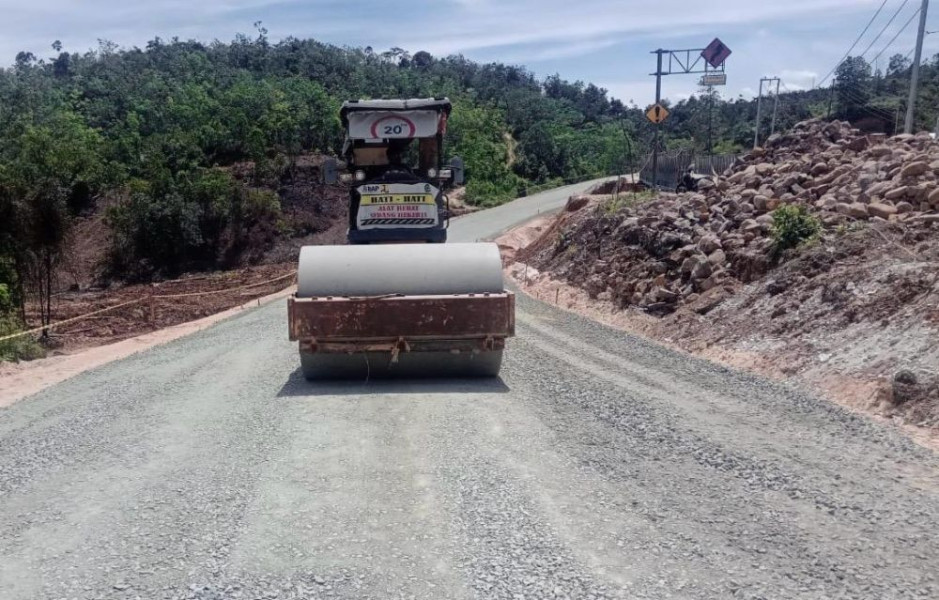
left=502, top=120, right=939, bottom=438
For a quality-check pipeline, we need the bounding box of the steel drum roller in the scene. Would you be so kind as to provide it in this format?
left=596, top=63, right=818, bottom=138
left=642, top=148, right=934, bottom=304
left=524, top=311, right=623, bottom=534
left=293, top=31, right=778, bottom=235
left=297, top=243, right=504, bottom=298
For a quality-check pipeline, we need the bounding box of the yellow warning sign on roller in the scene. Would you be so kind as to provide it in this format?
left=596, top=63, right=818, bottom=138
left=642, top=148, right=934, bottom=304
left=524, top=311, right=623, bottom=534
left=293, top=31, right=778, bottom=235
left=646, top=103, right=669, bottom=124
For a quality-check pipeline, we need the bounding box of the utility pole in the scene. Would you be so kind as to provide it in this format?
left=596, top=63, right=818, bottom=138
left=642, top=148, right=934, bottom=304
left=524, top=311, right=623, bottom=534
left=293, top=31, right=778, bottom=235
left=754, top=77, right=780, bottom=148
left=769, top=78, right=782, bottom=137
left=828, top=82, right=835, bottom=119
left=754, top=79, right=764, bottom=150
left=904, top=0, right=929, bottom=133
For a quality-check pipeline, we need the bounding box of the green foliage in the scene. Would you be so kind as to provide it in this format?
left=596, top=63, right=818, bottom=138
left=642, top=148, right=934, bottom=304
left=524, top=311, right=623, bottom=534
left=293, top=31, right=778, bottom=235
left=0, top=34, right=640, bottom=280
left=770, top=204, right=821, bottom=255
left=0, top=283, right=11, bottom=313
left=447, top=101, right=521, bottom=206
left=835, top=56, right=873, bottom=121
left=0, top=317, right=46, bottom=362
left=107, top=168, right=281, bottom=277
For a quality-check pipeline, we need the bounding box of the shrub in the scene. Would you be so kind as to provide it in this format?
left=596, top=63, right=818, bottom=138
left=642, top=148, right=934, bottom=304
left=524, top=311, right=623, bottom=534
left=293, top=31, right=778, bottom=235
left=107, top=168, right=281, bottom=277
left=0, top=316, right=46, bottom=362
left=0, top=283, right=11, bottom=313
left=770, top=204, right=821, bottom=255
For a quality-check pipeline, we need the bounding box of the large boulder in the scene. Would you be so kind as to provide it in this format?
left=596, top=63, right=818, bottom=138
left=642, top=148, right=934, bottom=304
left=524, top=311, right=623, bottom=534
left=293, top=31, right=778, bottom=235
left=868, top=203, right=898, bottom=219
left=847, top=203, right=870, bottom=219
left=697, top=235, right=722, bottom=254
left=900, top=161, right=929, bottom=178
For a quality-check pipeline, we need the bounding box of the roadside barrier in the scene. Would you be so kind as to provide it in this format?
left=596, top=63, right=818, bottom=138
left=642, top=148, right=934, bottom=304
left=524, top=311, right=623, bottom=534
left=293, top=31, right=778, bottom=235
left=0, top=271, right=296, bottom=343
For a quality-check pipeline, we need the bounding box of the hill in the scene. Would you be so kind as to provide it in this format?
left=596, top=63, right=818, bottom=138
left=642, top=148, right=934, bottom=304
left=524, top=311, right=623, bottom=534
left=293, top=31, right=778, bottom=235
left=0, top=31, right=642, bottom=350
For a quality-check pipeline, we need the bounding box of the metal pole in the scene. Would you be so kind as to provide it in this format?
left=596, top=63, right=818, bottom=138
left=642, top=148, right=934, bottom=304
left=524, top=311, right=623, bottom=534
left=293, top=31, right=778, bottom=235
left=708, top=85, right=714, bottom=155
left=904, top=0, right=929, bottom=133
left=828, top=82, right=835, bottom=119
left=753, top=78, right=764, bottom=149
left=652, top=50, right=663, bottom=188
left=770, top=78, right=781, bottom=137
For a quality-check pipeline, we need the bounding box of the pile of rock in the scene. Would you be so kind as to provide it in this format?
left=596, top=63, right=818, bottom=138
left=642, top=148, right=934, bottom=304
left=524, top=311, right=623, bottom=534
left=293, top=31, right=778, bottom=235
left=534, top=119, right=939, bottom=314
left=746, top=119, right=939, bottom=224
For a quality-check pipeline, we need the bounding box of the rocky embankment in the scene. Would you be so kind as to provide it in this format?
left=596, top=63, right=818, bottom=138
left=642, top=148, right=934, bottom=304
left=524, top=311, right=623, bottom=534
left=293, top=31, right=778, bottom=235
left=509, top=119, right=939, bottom=437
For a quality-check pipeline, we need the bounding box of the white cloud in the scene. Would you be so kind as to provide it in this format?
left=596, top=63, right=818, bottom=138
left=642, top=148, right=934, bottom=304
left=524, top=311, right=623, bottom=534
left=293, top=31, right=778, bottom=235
left=392, top=0, right=870, bottom=56
left=780, top=69, right=819, bottom=90
left=597, top=81, right=652, bottom=106
left=495, top=37, right=625, bottom=63
left=0, top=0, right=878, bottom=58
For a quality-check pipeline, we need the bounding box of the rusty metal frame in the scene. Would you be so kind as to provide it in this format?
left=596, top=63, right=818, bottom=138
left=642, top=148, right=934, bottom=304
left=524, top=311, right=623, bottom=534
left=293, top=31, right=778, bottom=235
left=288, top=293, right=514, bottom=355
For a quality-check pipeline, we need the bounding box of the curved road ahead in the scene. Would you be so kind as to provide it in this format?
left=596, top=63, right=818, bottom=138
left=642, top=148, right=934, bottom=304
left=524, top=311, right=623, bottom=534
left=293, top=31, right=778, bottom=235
left=2, top=181, right=938, bottom=599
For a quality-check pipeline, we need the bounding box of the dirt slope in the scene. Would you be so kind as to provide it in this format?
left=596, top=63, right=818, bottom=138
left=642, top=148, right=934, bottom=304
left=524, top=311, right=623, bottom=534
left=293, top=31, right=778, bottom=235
left=505, top=120, right=939, bottom=436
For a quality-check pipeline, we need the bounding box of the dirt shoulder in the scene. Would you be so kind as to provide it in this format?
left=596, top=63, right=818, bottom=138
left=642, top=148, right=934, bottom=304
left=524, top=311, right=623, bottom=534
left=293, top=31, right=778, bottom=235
left=0, top=284, right=295, bottom=408
left=22, top=263, right=297, bottom=353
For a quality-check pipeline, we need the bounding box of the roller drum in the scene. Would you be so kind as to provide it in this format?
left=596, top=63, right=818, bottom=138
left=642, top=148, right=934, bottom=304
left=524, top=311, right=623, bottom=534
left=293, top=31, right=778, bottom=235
left=297, top=243, right=504, bottom=297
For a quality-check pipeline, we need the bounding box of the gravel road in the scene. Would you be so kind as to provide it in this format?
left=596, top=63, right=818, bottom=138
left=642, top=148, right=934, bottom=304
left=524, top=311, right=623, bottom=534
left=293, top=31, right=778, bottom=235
left=2, top=179, right=938, bottom=599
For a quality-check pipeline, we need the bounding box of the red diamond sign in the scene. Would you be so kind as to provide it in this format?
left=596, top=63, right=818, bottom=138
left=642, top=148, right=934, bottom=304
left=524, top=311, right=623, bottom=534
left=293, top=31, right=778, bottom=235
left=701, top=38, right=732, bottom=69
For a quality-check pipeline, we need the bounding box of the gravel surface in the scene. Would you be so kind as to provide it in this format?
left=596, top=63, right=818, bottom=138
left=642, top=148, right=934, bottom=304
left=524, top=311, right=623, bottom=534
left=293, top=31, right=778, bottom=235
left=2, top=178, right=939, bottom=599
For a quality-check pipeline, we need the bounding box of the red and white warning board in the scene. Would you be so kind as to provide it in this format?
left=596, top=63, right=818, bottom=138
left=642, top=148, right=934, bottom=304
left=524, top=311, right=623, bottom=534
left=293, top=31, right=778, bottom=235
left=357, top=183, right=440, bottom=229
left=347, top=110, right=441, bottom=140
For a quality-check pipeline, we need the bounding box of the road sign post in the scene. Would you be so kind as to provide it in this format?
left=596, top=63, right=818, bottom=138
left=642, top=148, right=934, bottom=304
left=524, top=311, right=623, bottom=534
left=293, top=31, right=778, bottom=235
left=652, top=49, right=664, bottom=189
left=648, top=38, right=731, bottom=188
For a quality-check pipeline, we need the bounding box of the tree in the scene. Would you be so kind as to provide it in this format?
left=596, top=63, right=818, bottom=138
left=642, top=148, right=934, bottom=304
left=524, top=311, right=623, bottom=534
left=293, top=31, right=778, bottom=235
left=0, top=108, right=107, bottom=328
left=412, top=51, right=433, bottom=69
left=835, top=56, right=873, bottom=120
left=887, top=53, right=911, bottom=77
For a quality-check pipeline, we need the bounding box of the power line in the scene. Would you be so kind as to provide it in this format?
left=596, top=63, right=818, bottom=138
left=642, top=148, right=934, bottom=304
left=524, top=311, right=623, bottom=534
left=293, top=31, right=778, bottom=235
left=818, top=0, right=891, bottom=87
left=836, top=84, right=897, bottom=111
left=858, top=0, right=912, bottom=59
left=835, top=87, right=901, bottom=120
left=870, top=5, right=923, bottom=65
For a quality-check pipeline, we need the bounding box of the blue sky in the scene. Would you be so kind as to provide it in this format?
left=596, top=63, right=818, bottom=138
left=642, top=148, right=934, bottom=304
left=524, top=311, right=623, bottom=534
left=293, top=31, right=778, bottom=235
left=2, top=0, right=937, bottom=104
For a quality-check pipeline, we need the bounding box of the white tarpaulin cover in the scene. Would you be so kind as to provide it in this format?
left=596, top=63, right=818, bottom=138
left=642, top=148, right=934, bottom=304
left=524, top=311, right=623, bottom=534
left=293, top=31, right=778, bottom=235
left=347, top=110, right=440, bottom=140
left=356, top=182, right=440, bottom=229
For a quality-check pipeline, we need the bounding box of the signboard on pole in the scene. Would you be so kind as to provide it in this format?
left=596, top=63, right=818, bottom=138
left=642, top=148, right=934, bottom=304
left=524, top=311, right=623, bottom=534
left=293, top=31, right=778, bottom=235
left=701, top=38, right=732, bottom=69
left=700, top=73, right=727, bottom=86
left=646, top=103, right=670, bottom=124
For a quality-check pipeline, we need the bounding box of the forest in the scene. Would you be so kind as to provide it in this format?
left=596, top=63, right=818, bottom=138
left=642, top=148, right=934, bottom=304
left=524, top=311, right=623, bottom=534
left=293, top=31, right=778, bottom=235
left=1, top=25, right=938, bottom=345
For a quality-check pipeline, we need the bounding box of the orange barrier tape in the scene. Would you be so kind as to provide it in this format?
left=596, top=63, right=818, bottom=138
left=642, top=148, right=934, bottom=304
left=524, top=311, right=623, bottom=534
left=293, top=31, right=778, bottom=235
left=153, top=271, right=295, bottom=300
left=0, top=298, right=146, bottom=343
left=0, top=271, right=296, bottom=344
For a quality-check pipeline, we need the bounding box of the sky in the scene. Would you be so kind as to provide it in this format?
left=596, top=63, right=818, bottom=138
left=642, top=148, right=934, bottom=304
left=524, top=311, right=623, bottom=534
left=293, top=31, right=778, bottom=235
left=2, top=0, right=938, bottom=105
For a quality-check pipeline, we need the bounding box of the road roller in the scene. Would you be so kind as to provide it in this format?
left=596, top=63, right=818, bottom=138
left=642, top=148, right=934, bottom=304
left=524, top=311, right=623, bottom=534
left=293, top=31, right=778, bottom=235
left=287, top=98, right=515, bottom=379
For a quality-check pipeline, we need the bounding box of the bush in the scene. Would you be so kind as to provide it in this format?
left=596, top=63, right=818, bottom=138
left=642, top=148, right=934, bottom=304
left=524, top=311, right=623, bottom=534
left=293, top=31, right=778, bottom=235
left=0, top=316, right=46, bottom=362
left=107, top=168, right=281, bottom=277
left=0, top=283, right=11, bottom=313
left=770, top=204, right=821, bottom=255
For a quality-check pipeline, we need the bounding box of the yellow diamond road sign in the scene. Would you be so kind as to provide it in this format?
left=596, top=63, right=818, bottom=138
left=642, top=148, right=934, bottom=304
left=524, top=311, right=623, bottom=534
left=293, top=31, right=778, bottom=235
left=646, top=103, right=669, bottom=124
